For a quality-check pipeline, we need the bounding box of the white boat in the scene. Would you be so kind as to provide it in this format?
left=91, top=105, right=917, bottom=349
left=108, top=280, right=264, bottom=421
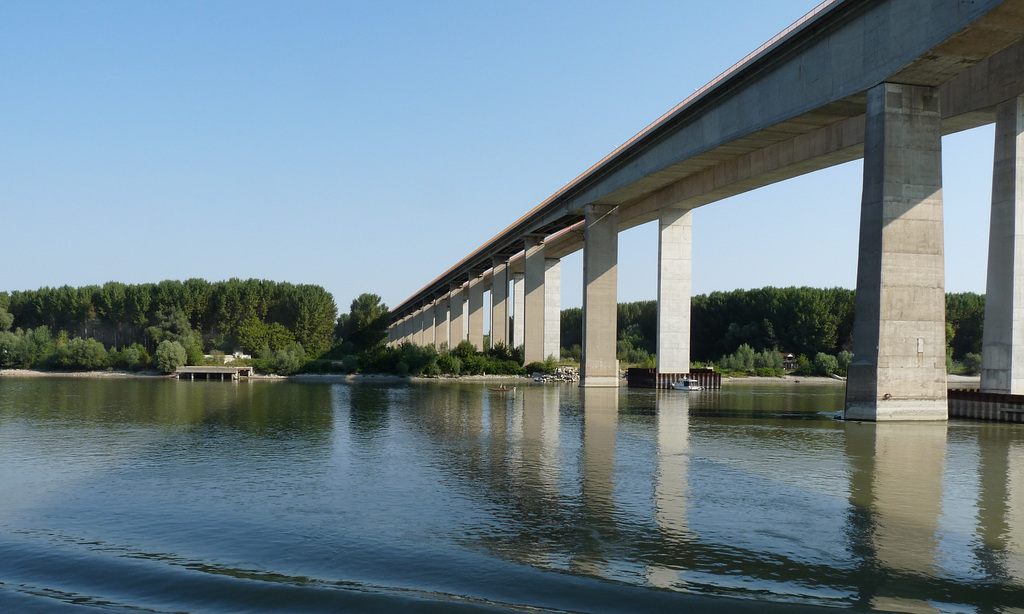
left=673, top=377, right=703, bottom=391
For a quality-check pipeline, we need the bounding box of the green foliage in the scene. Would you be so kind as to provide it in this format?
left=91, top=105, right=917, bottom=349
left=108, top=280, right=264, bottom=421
left=109, top=343, right=149, bottom=371
left=524, top=361, right=549, bottom=374
left=0, top=307, right=13, bottom=332
left=946, top=293, right=984, bottom=360
left=453, top=340, right=477, bottom=360
left=154, top=340, right=187, bottom=373
left=752, top=349, right=785, bottom=376
left=0, top=331, right=24, bottom=368
left=720, top=343, right=756, bottom=372
left=343, top=293, right=390, bottom=354
left=1, top=279, right=338, bottom=367
left=837, top=350, right=853, bottom=376
left=962, top=352, right=982, bottom=376
left=813, top=352, right=839, bottom=376
left=437, top=353, right=462, bottom=375
left=56, top=337, right=109, bottom=370
left=257, top=342, right=307, bottom=375
left=561, top=344, right=582, bottom=363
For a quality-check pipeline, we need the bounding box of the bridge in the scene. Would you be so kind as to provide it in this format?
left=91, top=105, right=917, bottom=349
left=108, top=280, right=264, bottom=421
left=388, top=0, right=1024, bottom=421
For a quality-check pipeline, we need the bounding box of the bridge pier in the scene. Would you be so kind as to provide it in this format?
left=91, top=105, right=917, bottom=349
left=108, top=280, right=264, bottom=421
left=449, top=284, right=465, bottom=347
left=468, top=276, right=485, bottom=350
left=981, top=95, right=1024, bottom=394
left=656, top=207, right=692, bottom=374
left=433, top=296, right=449, bottom=350
left=512, top=272, right=525, bottom=349
left=581, top=204, right=619, bottom=387
left=415, top=306, right=428, bottom=347
left=491, top=257, right=509, bottom=347
left=524, top=235, right=547, bottom=364
left=845, top=83, right=947, bottom=421
left=544, top=257, right=561, bottom=361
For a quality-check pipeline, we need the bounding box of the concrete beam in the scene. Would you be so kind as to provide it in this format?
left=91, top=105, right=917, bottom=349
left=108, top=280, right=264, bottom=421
left=982, top=95, right=1024, bottom=393
left=524, top=235, right=546, bottom=365
left=657, top=208, right=692, bottom=373
left=581, top=204, right=619, bottom=387
left=845, top=83, right=947, bottom=421
left=544, top=258, right=561, bottom=361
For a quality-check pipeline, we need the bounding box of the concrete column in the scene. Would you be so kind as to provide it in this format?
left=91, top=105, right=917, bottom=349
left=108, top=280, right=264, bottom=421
left=845, top=83, right=946, bottom=421
left=423, top=304, right=435, bottom=348
left=524, top=236, right=547, bottom=365
left=433, top=297, right=449, bottom=350
left=544, top=258, right=561, bottom=361
left=512, top=272, right=525, bottom=348
left=491, top=257, right=510, bottom=348
left=982, top=95, right=1024, bottom=394
left=414, top=307, right=427, bottom=346
left=468, top=276, right=485, bottom=351
left=581, top=204, right=619, bottom=387
left=401, top=316, right=412, bottom=345
left=657, top=208, right=693, bottom=374
left=449, top=285, right=465, bottom=348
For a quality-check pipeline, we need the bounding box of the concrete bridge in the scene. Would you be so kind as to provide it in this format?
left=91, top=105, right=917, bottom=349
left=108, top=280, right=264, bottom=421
left=389, top=0, right=1024, bottom=421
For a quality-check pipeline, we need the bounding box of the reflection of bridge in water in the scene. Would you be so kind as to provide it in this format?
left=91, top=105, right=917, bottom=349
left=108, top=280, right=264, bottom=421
left=376, top=383, right=1024, bottom=608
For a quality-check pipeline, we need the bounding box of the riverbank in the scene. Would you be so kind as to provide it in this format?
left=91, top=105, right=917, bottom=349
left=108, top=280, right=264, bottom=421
left=0, top=368, right=983, bottom=388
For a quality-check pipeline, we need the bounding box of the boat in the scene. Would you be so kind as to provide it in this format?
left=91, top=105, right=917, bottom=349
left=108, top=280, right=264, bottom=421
left=672, top=378, right=703, bottom=391
left=488, top=386, right=516, bottom=393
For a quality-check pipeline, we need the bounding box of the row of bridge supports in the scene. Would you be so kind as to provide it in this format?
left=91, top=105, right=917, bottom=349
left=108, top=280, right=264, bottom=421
left=389, top=88, right=1024, bottom=420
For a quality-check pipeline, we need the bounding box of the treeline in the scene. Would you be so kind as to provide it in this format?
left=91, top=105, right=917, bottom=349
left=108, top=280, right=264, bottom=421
left=0, top=279, right=338, bottom=366
left=560, top=287, right=985, bottom=365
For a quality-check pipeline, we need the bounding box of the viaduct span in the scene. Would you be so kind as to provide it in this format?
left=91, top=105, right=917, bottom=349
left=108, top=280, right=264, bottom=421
left=389, top=0, right=1024, bottom=421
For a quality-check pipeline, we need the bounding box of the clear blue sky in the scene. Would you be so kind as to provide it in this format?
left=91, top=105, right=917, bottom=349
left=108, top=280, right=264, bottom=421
left=1, top=1, right=995, bottom=314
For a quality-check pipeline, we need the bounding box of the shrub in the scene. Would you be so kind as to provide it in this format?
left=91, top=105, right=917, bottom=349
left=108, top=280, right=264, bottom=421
left=962, top=352, right=982, bottom=376
left=837, top=350, right=853, bottom=376
left=814, top=352, right=839, bottom=376
left=524, top=361, right=549, bottom=374
left=155, top=340, right=187, bottom=373
left=453, top=341, right=477, bottom=360
left=56, top=337, right=109, bottom=371
left=437, top=353, right=462, bottom=375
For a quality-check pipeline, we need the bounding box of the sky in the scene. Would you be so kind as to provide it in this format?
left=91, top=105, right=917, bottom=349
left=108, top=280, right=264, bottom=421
left=1, top=1, right=998, bottom=316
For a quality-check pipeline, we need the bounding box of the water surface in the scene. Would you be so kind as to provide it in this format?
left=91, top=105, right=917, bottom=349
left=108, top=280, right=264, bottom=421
left=1, top=377, right=1023, bottom=612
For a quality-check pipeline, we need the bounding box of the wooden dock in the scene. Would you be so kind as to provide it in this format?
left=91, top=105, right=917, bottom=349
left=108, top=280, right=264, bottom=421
left=175, top=366, right=254, bottom=381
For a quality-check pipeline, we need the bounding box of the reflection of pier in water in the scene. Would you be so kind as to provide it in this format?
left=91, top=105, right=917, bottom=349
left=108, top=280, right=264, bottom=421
left=393, top=383, right=1024, bottom=605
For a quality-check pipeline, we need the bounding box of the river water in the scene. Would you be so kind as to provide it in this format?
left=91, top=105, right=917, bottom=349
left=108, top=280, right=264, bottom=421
left=1, top=377, right=1022, bottom=613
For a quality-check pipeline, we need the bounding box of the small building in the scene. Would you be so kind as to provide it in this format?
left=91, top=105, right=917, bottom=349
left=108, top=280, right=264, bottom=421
left=780, top=352, right=797, bottom=371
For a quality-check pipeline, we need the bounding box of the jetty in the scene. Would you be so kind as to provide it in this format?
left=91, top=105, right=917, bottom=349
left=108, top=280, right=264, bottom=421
left=175, top=366, right=254, bottom=381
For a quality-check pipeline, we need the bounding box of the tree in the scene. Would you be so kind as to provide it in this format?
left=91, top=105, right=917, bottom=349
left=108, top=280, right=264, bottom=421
left=347, top=293, right=390, bottom=353
left=0, top=307, right=12, bottom=332
left=154, top=340, right=187, bottom=373
left=57, top=338, right=108, bottom=370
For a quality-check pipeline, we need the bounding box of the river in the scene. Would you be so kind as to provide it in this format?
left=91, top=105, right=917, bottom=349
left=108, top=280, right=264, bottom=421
left=1, top=377, right=1022, bottom=612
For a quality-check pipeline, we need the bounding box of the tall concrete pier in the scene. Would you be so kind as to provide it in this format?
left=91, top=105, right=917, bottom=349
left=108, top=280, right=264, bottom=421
left=581, top=204, right=619, bottom=387
left=845, top=83, right=947, bottom=421
left=982, top=95, right=1024, bottom=394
